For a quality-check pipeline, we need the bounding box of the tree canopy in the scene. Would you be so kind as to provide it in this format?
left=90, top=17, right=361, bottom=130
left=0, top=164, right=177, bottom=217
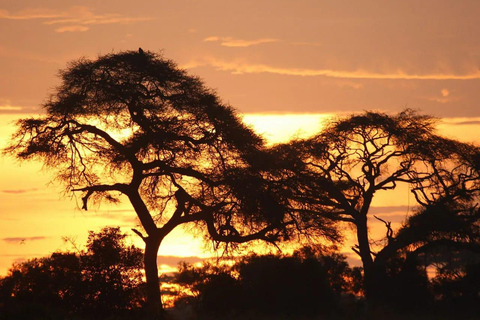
left=276, top=109, right=480, bottom=302
left=5, top=49, right=313, bottom=317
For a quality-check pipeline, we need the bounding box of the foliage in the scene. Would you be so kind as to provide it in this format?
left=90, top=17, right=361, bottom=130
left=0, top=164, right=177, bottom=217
left=276, top=109, right=480, bottom=303
left=5, top=49, right=294, bottom=245
left=171, top=246, right=362, bottom=318
left=0, top=227, right=143, bottom=319
left=429, top=248, right=480, bottom=316
left=81, top=227, right=144, bottom=315
left=4, top=49, right=317, bottom=316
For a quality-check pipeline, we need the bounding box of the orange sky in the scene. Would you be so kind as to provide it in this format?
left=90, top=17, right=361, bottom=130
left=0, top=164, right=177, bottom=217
left=1, top=0, right=480, bottom=275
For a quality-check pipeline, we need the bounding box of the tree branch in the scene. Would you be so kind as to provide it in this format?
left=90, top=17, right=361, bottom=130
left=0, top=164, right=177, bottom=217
left=72, top=183, right=129, bottom=210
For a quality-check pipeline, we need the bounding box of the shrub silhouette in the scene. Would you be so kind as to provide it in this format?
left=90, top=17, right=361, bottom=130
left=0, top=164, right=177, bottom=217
left=173, top=246, right=360, bottom=318
left=0, top=227, right=143, bottom=319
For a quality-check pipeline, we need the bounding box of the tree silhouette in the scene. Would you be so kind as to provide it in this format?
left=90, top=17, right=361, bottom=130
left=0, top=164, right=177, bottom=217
left=5, top=49, right=303, bottom=318
left=81, top=227, right=144, bottom=316
left=278, top=109, right=480, bottom=307
left=0, top=227, right=143, bottom=319
left=431, top=252, right=480, bottom=315
left=172, top=247, right=360, bottom=318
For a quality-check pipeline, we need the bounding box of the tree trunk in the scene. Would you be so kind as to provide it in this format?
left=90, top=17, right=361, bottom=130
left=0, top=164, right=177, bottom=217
left=355, top=215, right=376, bottom=300
left=144, top=234, right=164, bottom=319
left=355, top=214, right=389, bottom=313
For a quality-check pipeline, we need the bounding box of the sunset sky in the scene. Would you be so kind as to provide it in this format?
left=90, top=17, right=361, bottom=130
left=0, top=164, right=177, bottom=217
left=1, top=0, right=480, bottom=275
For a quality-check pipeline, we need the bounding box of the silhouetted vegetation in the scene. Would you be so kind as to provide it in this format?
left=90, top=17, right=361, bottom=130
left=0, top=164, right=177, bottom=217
left=5, top=49, right=321, bottom=318
left=270, top=109, right=480, bottom=310
left=170, top=246, right=363, bottom=319
left=1, top=237, right=480, bottom=319
left=3, top=49, right=480, bottom=319
left=0, top=227, right=144, bottom=320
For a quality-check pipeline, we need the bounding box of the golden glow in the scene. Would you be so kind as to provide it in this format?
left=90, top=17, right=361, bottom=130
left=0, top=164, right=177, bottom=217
left=1, top=112, right=480, bottom=275
left=242, top=113, right=334, bottom=144
left=437, top=117, right=480, bottom=143
left=1, top=113, right=479, bottom=274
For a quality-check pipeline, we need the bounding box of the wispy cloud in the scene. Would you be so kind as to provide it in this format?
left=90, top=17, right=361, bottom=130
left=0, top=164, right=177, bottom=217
left=442, top=117, right=480, bottom=126
left=452, top=120, right=480, bottom=125
left=203, top=36, right=322, bottom=48
left=368, top=205, right=415, bottom=215
left=0, top=8, right=61, bottom=20
left=0, top=6, right=153, bottom=33
left=157, top=255, right=204, bottom=267
left=0, top=104, right=39, bottom=114
left=336, top=81, right=363, bottom=89
left=1, top=188, right=39, bottom=194
left=3, top=236, right=46, bottom=243
left=428, top=88, right=455, bottom=104
left=204, top=36, right=280, bottom=47
left=186, top=58, right=480, bottom=80
left=0, top=105, right=22, bottom=112
left=90, top=211, right=138, bottom=225
left=54, top=25, right=89, bottom=33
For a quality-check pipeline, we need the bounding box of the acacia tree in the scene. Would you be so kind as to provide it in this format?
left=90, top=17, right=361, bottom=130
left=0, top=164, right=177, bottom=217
left=5, top=49, right=302, bottom=318
left=279, top=110, right=480, bottom=304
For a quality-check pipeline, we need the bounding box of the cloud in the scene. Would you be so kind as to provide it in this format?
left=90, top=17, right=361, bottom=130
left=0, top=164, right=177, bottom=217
left=0, top=104, right=39, bottom=114
left=204, top=36, right=280, bottom=47
left=83, top=210, right=138, bottom=225
left=368, top=205, right=414, bottom=215
left=54, top=25, right=89, bottom=33
left=0, top=8, right=61, bottom=20
left=203, top=36, right=321, bottom=48
left=442, top=117, right=480, bottom=126
left=0, top=6, right=153, bottom=32
left=204, top=36, right=220, bottom=42
left=187, top=58, right=480, bottom=80
left=3, top=236, right=46, bottom=243
left=335, top=80, right=363, bottom=89
left=428, top=88, right=455, bottom=104
left=368, top=205, right=419, bottom=223
left=452, top=120, right=480, bottom=125
left=1, top=188, right=39, bottom=194
left=0, top=105, right=22, bottom=111
left=157, top=255, right=204, bottom=267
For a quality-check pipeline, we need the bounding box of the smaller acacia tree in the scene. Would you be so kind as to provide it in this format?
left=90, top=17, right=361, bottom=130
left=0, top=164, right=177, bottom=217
left=5, top=49, right=322, bottom=318
left=278, top=109, right=480, bottom=305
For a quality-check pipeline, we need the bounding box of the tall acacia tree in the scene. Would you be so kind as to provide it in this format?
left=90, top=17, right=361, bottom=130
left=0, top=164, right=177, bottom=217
left=280, top=110, right=480, bottom=304
left=5, top=49, right=301, bottom=318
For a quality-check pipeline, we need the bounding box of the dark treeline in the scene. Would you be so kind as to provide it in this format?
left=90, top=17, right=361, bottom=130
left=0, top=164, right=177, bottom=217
left=170, top=248, right=480, bottom=319
left=3, top=49, right=480, bottom=319
left=170, top=246, right=363, bottom=319
left=1, top=231, right=479, bottom=319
